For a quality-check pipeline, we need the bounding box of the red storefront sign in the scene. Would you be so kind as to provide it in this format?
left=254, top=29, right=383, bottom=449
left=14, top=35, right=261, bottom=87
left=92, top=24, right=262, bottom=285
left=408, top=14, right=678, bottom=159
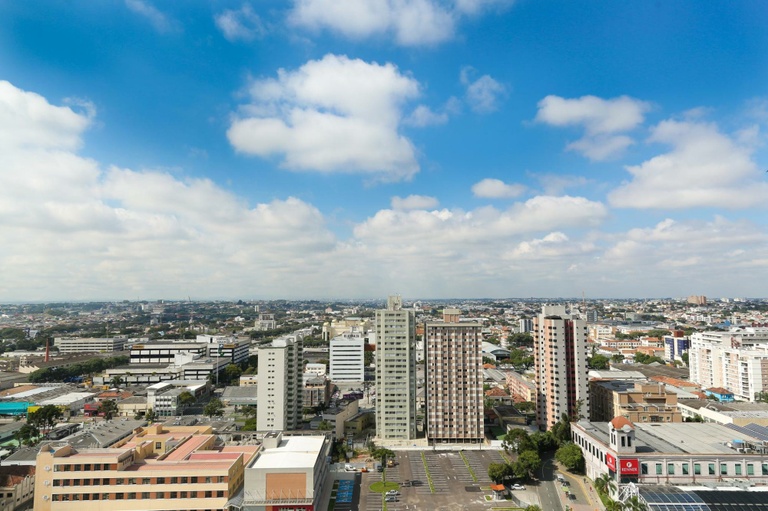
left=605, top=453, right=616, bottom=472
left=619, top=458, right=639, bottom=475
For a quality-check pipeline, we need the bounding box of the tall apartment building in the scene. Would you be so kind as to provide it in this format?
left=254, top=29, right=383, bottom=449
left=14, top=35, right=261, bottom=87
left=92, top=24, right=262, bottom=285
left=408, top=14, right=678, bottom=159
left=257, top=335, right=303, bottom=431
left=424, top=308, right=483, bottom=444
left=533, top=305, right=590, bottom=430
left=689, top=328, right=768, bottom=401
left=329, top=329, right=365, bottom=382
left=375, top=296, right=416, bottom=441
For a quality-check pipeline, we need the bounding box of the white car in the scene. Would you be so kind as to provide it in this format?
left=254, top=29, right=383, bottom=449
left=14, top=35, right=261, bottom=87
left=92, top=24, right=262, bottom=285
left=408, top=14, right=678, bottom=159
left=511, top=484, right=525, bottom=490
left=344, top=464, right=356, bottom=472
left=386, top=490, right=401, bottom=496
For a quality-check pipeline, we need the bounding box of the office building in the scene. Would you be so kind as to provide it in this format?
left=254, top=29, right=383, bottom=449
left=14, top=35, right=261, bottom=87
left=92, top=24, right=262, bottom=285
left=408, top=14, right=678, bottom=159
left=589, top=379, right=682, bottom=424
left=533, top=305, right=590, bottom=430
left=53, top=337, right=127, bottom=354
left=424, top=308, right=483, bottom=443
left=329, top=329, right=365, bottom=382
left=257, top=335, right=303, bottom=431
left=375, top=296, right=416, bottom=441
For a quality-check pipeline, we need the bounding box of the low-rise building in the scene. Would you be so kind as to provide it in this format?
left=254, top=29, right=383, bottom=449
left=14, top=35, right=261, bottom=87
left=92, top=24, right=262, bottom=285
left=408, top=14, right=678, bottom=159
left=53, top=337, right=127, bottom=354
left=590, top=380, right=682, bottom=424
left=0, top=465, right=35, bottom=511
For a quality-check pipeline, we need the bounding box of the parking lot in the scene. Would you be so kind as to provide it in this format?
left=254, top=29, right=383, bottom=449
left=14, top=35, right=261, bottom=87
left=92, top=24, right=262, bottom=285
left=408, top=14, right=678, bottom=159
left=357, top=449, right=541, bottom=511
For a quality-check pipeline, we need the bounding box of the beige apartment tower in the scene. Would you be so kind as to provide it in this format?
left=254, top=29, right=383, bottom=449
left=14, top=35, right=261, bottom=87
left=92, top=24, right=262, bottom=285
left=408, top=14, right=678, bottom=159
left=533, top=305, right=590, bottom=430
left=375, top=295, right=417, bottom=440
left=257, top=335, right=303, bottom=431
left=425, top=308, right=484, bottom=443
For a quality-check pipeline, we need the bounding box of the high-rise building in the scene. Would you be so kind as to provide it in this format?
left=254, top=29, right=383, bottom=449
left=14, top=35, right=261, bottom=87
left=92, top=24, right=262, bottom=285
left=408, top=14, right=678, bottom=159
left=533, top=305, right=590, bottom=430
left=329, top=328, right=365, bottom=382
left=375, top=295, right=416, bottom=440
left=424, top=308, right=483, bottom=444
left=257, top=335, right=303, bottom=431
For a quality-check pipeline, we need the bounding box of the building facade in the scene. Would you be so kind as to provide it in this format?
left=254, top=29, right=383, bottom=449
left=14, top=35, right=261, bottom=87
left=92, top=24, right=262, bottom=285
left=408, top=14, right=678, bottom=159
left=375, top=296, right=416, bottom=441
left=424, top=308, right=483, bottom=443
left=53, top=337, right=127, bottom=354
left=257, top=336, right=303, bottom=431
left=329, top=331, right=365, bottom=382
left=589, top=380, right=682, bottom=424
left=533, top=305, right=590, bottom=430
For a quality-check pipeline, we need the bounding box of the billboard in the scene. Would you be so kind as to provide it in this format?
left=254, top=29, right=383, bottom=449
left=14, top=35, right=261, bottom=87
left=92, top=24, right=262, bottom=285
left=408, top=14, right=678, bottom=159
left=619, top=458, right=639, bottom=475
left=605, top=453, right=616, bottom=472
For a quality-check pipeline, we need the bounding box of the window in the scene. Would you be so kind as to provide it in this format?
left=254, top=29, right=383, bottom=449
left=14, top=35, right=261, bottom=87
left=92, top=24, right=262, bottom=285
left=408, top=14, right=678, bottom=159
left=763, top=464, right=768, bottom=476
left=656, top=464, right=662, bottom=475
left=748, top=464, right=755, bottom=476
left=736, top=465, right=742, bottom=476
left=682, top=463, right=689, bottom=475
left=667, top=464, right=675, bottom=475
left=142, top=493, right=150, bottom=499
left=641, top=463, right=648, bottom=475
left=709, top=463, right=716, bottom=475
left=721, top=464, right=728, bottom=475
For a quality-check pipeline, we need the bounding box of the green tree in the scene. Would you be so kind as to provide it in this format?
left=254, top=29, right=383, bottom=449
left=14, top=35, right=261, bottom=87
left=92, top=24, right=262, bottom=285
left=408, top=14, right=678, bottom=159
left=594, top=473, right=616, bottom=497
left=515, top=401, right=535, bottom=413
left=530, top=431, right=558, bottom=453
left=241, top=418, right=258, bottom=431
left=611, top=353, right=625, bottom=364
left=241, top=405, right=258, bottom=418
left=555, top=442, right=584, bottom=472
left=145, top=408, right=157, bottom=423
left=223, top=364, right=242, bottom=384
left=551, top=413, right=571, bottom=446
left=14, top=423, right=39, bottom=446
left=487, top=462, right=513, bottom=483
left=623, top=495, right=648, bottom=511
left=98, top=399, right=119, bottom=421
left=681, top=352, right=689, bottom=366
left=502, top=428, right=534, bottom=454
left=110, top=375, right=125, bottom=389
left=512, top=450, right=541, bottom=480
left=28, top=405, right=63, bottom=434
left=179, top=391, right=196, bottom=410
left=588, top=354, right=610, bottom=370
left=204, top=398, right=225, bottom=417
left=317, top=420, right=332, bottom=431
left=524, top=506, right=542, bottom=511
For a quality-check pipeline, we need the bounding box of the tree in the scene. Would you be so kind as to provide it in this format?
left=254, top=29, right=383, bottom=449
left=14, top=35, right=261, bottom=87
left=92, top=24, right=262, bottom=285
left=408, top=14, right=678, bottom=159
left=145, top=408, right=157, bottom=423
left=179, top=390, right=196, bottom=410
left=611, top=354, right=625, bottom=364
left=14, top=423, right=39, bottom=446
left=317, top=420, right=332, bottom=431
left=681, top=352, right=689, bottom=366
left=530, top=431, right=558, bottom=453
left=110, top=375, right=125, bottom=389
left=551, top=413, right=571, bottom=446
left=623, top=495, right=648, bottom=511
left=241, top=405, right=258, bottom=418
left=512, top=450, right=541, bottom=480
left=588, top=354, right=610, bottom=370
left=488, top=462, right=513, bottom=483
left=594, top=473, right=616, bottom=497
left=524, top=506, right=542, bottom=511
left=204, top=398, right=224, bottom=417
left=502, top=428, right=534, bottom=454
left=28, top=405, right=63, bottom=434
left=223, top=364, right=242, bottom=384
left=515, top=401, right=535, bottom=413
left=555, top=442, right=584, bottom=472
left=98, top=399, right=119, bottom=421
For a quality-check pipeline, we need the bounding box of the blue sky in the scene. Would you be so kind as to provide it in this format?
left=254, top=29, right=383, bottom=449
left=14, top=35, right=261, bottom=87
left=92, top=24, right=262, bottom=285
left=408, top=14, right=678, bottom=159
left=1, top=0, right=767, bottom=301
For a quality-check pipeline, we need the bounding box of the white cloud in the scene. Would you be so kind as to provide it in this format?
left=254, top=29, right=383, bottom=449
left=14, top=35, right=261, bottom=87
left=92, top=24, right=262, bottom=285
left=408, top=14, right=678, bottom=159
left=288, top=0, right=512, bottom=46
left=227, top=54, right=421, bottom=181
left=215, top=4, right=265, bottom=42
left=609, top=119, right=768, bottom=209
left=530, top=173, right=589, bottom=195
left=404, top=105, right=448, bottom=127
left=461, top=67, right=506, bottom=113
left=535, top=94, right=650, bottom=160
left=471, top=178, right=525, bottom=199
left=391, top=195, right=439, bottom=210
left=125, top=0, right=179, bottom=33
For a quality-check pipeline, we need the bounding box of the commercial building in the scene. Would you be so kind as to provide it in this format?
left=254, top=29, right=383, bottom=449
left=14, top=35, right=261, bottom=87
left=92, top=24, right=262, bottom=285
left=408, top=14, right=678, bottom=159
left=375, top=295, right=416, bottom=441
left=257, top=335, right=303, bottom=431
left=241, top=431, right=331, bottom=511
left=53, top=337, right=127, bottom=354
left=0, top=465, right=35, bottom=511
left=589, top=380, right=682, bottom=424
left=129, top=336, right=249, bottom=366
left=663, top=331, right=690, bottom=362
left=146, top=380, right=208, bottom=417
left=689, top=328, right=768, bottom=401
left=424, top=308, right=484, bottom=444
left=533, top=305, right=590, bottom=430
left=33, top=424, right=261, bottom=511
left=572, top=417, right=768, bottom=490
left=329, top=330, right=365, bottom=382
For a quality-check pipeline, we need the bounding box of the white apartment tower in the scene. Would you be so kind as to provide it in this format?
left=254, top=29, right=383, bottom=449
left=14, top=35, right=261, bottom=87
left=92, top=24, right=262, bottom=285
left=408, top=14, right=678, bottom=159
left=257, top=335, right=303, bottom=431
left=533, top=305, right=590, bottom=430
left=330, top=328, right=366, bottom=382
left=375, top=295, right=416, bottom=440
left=425, top=308, right=483, bottom=443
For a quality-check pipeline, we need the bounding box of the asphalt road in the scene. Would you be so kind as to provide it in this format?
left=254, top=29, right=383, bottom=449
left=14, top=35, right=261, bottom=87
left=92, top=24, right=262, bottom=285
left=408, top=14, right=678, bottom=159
left=539, top=454, right=564, bottom=511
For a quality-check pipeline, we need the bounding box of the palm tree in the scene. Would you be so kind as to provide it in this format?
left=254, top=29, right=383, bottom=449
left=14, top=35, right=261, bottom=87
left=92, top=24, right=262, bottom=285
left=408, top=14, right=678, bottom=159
left=594, top=473, right=616, bottom=497
left=623, top=496, right=647, bottom=511
left=605, top=500, right=624, bottom=511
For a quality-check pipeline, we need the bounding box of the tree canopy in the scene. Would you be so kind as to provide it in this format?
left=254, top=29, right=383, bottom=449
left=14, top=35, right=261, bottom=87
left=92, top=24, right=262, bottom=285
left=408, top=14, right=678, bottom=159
left=555, top=442, right=584, bottom=472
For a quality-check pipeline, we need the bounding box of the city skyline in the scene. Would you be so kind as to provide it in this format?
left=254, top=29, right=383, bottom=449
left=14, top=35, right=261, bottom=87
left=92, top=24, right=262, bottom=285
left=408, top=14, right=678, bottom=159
left=1, top=2, right=767, bottom=302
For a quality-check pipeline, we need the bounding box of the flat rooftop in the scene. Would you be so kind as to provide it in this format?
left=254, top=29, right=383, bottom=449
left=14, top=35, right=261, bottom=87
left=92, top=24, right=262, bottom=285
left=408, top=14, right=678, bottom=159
left=249, top=436, right=326, bottom=470
left=580, top=420, right=765, bottom=455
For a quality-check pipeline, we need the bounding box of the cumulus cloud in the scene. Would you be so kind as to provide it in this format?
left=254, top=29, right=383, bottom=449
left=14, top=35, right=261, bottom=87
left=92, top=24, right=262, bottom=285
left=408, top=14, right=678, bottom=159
left=608, top=119, right=768, bottom=209
left=536, top=95, right=650, bottom=160
left=472, top=178, right=525, bottom=199
left=288, top=0, right=513, bottom=46
left=391, top=195, right=439, bottom=210
left=461, top=67, right=506, bottom=113
left=227, top=54, right=421, bottom=181
left=215, top=3, right=266, bottom=42
left=125, top=0, right=179, bottom=33
left=404, top=105, right=449, bottom=127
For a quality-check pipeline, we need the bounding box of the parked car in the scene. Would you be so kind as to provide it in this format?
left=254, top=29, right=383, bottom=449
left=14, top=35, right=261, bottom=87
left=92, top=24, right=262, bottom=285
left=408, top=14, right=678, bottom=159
left=386, top=490, right=401, bottom=496
left=344, top=464, right=356, bottom=472
left=511, top=484, right=525, bottom=490
left=385, top=496, right=398, bottom=502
